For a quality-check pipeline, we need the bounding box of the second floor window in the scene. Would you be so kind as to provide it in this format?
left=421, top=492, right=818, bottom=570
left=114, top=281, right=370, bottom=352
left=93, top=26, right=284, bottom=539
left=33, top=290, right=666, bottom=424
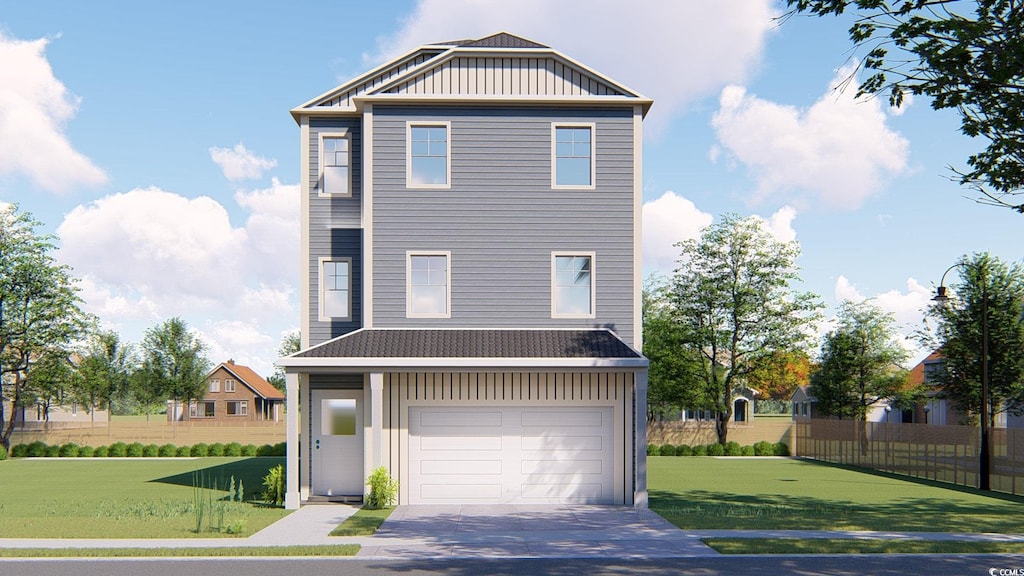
left=553, top=253, right=594, bottom=317
left=321, top=135, right=351, bottom=196
left=408, top=253, right=450, bottom=317
left=224, top=379, right=236, bottom=392
left=321, top=259, right=351, bottom=320
left=408, top=124, right=449, bottom=187
left=209, top=379, right=220, bottom=393
left=553, top=125, right=594, bottom=188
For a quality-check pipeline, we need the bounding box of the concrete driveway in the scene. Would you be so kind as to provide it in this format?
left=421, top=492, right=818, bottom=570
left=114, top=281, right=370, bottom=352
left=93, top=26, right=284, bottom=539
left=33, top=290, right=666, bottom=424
left=356, top=504, right=716, bottom=558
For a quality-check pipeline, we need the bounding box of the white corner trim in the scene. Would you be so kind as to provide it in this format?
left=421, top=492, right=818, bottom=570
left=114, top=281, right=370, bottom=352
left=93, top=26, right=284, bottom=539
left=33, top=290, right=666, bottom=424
left=300, top=117, right=312, bottom=349
left=363, top=105, right=374, bottom=328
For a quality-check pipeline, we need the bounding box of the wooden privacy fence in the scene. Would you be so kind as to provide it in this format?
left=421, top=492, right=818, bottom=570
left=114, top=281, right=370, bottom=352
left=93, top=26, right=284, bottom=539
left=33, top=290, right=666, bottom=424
left=9, top=420, right=286, bottom=447
left=796, top=420, right=1024, bottom=496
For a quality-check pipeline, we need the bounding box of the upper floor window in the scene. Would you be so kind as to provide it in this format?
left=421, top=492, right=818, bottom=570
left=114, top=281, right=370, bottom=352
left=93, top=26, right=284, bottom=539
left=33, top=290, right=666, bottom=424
left=552, top=253, right=595, bottom=318
left=407, top=123, right=449, bottom=188
left=407, top=252, right=450, bottom=318
left=224, top=379, right=236, bottom=393
left=552, top=124, right=594, bottom=188
left=320, top=258, right=352, bottom=321
left=209, top=379, right=220, bottom=393
left=320, top=134, right=351, bottom=196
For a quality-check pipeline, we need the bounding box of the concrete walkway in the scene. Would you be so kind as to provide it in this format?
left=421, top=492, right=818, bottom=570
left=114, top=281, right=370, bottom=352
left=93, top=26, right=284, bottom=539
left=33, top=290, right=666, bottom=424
left=2, top=504, right=1024, bottom=558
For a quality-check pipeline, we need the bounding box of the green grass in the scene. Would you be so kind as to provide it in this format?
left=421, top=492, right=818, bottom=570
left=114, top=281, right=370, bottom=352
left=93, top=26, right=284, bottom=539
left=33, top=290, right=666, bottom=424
left=704, top=538, right=1024, bottom=555
left=0, top=457, right=289, bottom=538
left=329, top=506, right=393, bottom=536
left=649, top=457, right=1024, bottom=532
left=0, top=545, right=359, bottom=558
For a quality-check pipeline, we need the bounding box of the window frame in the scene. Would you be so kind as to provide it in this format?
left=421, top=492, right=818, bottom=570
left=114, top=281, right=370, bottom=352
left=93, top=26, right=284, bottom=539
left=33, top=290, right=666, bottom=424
left=318, top=132, right=353, bottom=198
left=551, top=252, right=596, bottom=319
left=226, top=400, right=248, bottom=417
left=406, top=251, right=452, bottom=319
left=551, top=123, right=596, bottom=190
left=224, top=379, right=236, bottom=393
left=208, top=379, right=220, bottom=393
left=406, top=122, right=451, bottom=189
left=319, top=257, right=353, bottom=322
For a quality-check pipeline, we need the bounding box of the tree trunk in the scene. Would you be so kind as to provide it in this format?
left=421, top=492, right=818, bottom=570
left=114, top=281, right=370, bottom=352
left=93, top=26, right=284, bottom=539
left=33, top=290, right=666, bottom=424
left=716, top=411, right=730, bottom=444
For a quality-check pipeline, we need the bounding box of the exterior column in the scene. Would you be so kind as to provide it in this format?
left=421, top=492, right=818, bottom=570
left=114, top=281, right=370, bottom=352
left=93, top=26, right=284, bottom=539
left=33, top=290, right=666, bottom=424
left=285, top=371, right=301, bottom=509
left=634, top=369, right=649, bottom=508
left=370, top=372, right=383, bottom=471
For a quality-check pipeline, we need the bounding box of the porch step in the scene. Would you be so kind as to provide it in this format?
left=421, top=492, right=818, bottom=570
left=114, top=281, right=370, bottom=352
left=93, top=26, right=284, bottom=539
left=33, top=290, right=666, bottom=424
left=305, top=495, right=363, bottom=504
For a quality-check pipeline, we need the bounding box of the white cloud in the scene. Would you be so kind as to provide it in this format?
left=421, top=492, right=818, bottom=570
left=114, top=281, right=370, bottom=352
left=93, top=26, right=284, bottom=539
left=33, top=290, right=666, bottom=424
left=641, top=191, right=713, bottom=275
left=711, top=63, right=910, bottom=210
left=756, top=205, right=797, bottom=243
left=367, top=0, right=778, bottom=133
left=831, top=275, right=933, bottom=365
left=200, top=320, right=277, bottom=377
left=209, top=144, right=277, bottom=181
left=0, top=32, right=107, bottom=193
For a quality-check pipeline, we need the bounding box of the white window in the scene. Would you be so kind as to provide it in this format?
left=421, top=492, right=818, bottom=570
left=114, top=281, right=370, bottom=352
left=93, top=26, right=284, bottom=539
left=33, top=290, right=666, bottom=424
left=407, top=252, right=450, bottom=318
left=198, top=401, right=215, bottom=418
left=224, top=379, right=236, bottom=393
left=407, top=123, right=450, bottom=188
left=320, top=258, right=352, bottom=321
left=320, top=134, right=351, bottom=196
left=189, top=402, right=198, bottom=418
left=227, top=400, right=247, bottom=416
left=552, top=253, right=595, bottom=318
left=552, top=124, right=594, bottom=188
left=209, top=379, right=220, bottom=393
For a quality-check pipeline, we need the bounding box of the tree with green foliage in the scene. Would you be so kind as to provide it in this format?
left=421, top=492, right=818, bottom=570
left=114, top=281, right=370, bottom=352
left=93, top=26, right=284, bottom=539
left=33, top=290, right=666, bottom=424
left=785, top=0, right=1024, bottom=212
left=745, top=348, right=814, bottom=401
left=23, top=347, right=78, bottom=428
left=138, top=318, right=211, bottom=423
left=267, top=330, right=300, bottom=393
left=642, top=276, right=705, bottom=421
left=671, top=214, right=822, bottom=444
left=925, top=253, right=1024, bottom=425
left=0, top=205, right=91, bottom=450
left=75, top=330, right=135, bottom=424
left=811, top=300, right=910, bottom=420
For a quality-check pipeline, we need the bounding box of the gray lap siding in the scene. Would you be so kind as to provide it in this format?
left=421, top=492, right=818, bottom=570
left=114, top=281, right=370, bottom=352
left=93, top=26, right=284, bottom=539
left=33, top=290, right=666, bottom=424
left=370, top=106, right=636, bottom=344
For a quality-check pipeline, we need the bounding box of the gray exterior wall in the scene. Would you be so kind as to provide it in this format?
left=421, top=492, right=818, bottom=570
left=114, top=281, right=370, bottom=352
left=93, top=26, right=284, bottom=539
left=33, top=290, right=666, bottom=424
left=369, top=105, right=636, bottom=344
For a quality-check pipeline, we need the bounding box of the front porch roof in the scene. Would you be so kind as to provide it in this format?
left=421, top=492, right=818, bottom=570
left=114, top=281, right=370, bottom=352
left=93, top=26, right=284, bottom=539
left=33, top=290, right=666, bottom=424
left=277, top=328, right=647, bottom=370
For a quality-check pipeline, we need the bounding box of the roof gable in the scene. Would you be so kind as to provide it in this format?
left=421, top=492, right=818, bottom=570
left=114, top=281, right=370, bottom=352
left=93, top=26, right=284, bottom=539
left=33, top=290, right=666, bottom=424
left=211, top=361, right=285, bottom=400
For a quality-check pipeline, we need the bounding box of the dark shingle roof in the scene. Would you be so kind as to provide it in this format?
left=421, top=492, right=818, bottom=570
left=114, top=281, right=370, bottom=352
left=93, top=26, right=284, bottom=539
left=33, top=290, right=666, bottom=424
left=295, top=329, right=640, bottom=360
left=459, top=33, right=548, bottom=49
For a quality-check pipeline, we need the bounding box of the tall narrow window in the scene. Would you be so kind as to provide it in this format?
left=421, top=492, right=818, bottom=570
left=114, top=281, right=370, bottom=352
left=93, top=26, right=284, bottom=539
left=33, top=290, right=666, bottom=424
left=320, top=259, right=351, bottom=320
left=321, top=135, right=351, bottom=196
left=408, top=253, right=450, bottom=317
left=408, top=124, right=449, bottom=187
left=209, top=379, right=220, bottom=393
left=552, top=253, right=594, bottom=317
left=553, top=125, right=593, bottom=187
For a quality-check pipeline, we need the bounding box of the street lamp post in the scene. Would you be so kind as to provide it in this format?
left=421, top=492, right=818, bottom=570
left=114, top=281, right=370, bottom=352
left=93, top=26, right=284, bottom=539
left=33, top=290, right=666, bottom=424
left=934, top=263, right=990, bottom=491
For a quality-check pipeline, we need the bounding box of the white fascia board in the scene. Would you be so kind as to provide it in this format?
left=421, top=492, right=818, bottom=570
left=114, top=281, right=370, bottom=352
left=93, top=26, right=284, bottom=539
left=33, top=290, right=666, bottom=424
left=354, top=93, right=652, bottom=110
left=278, top=356, right=649, bottom=370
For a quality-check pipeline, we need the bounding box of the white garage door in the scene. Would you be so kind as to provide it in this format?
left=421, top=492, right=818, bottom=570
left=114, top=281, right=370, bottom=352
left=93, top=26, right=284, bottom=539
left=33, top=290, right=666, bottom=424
left=408, top=406, right=615, bottom=504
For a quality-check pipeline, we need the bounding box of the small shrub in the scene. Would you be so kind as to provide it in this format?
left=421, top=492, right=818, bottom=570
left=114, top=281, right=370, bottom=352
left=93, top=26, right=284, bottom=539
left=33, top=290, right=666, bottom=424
left=108, top=442, right=128, bottom=457
left=0, top=444, right=7, bottom=460
left=675, top=444, right=693, bottom=456
left=45, top=444, right=61, bottom=457
left=176, top=445, right=191, bottom=457
left=261, top=465, right=286, bottom=507
left=646, top=443, right=659, bottom=456
left=59, top=443, right=80, bottom=457
left=93, top=445, right=109, bottom=457
left=126, top=442, right=145, bottom=457
left=142, top=444, right=160, bottom=457
left=692, top=444, right=707, bottom=456
left=78, top=445, right=95, bottom=457
left=158, top=443, right=177, bottom=457
left=26, top=441, right=47, bottom=457
left=241, top=443, right=258, bottom=456
left=271, top=442, right=286, bottom=456
left=706, top=443, right=725, bottom=456
left=724, top=441, right=742, bottom=456
left=207, top=442, right=225, bottom=457
left=191, top=443, right=209, bottom=457
left=659, top=444, right=676, bottom=456
left=11, top=444, right=27, bottom=458
left=224, top=442, right=242, bottom=457
left=365, top=466, right=399, bottom=509
left=256, top=444, right=274, bottom=456
left=753, top=440, right=774, bottom=456
left=740, top=445, right=755, bottom=456
left=773, top=441, right=790, bottom=456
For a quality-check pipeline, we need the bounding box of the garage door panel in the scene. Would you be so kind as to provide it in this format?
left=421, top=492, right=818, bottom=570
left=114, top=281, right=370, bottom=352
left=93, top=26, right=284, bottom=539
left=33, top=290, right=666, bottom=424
left=521, top=459, right=603, bottom=475
left=420, top=411, right=502, bottom=427
left=522, top=411, right=604, bottom=427
left=419, top=436, right=502, bottom=451
left=421, top=460, right=502, bottom=475
left=521, top=435, right=604, bottom=451
left=421, top=483, right=502, bottom=500
left=521, top=483, right=603, bottom=500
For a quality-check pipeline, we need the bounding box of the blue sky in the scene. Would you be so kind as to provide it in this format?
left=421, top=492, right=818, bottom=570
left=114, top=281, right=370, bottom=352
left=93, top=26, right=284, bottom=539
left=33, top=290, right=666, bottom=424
left=1, top=0, right=1020, bottom=377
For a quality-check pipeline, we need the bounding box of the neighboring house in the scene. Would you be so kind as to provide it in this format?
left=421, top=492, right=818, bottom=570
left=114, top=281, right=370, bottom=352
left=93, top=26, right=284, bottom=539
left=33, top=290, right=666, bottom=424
left=167, top=360, right=285, bottom=423
left=905, top=350, right=1024, bottom=428
left=791, top=386, right=817, bottom=421
left=3, top=399, right=108, bottom=429
left=278, top=33, right=651, bottom=508
left=671, top=387, right=760, bottom=424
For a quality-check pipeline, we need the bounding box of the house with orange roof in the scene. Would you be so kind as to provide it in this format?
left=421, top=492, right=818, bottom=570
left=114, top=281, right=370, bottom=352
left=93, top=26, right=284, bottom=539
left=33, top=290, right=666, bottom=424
left=167, top=359, right=285, bottom=422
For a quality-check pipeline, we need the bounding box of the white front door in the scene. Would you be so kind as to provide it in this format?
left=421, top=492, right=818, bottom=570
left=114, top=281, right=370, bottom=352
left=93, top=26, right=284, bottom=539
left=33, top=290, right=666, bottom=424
left=312, top=389, right=364, bottom=496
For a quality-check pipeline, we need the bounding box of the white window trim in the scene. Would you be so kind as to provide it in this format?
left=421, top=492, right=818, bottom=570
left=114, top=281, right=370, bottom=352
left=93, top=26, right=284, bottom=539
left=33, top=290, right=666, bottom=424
left=227, top=400, right=248, bottom=417
left=551, top=122, right=596, bottom=190
left=224, top=379, right=236, bottom=393
left=406, top=121, right=451, bottom=189
left=406, top=251, right=452, bottom=319
left=318, top=131, right=352, bottom=198
left=209, top=379, right=220, bottom=393
left=319, top=257, right=353, bottom=322
left=551, top=251, right=596, bottom=319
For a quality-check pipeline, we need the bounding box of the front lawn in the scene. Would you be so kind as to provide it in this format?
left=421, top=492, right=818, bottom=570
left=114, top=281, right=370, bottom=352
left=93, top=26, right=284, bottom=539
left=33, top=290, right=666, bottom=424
left=649, top=457, right=1024, bottom=532
left=0, top=457, right=289, bottom=538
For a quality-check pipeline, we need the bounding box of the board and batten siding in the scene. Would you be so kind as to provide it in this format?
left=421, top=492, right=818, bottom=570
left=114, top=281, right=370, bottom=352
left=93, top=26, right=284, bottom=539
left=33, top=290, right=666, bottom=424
left=369, top=105, right=636, bottom=344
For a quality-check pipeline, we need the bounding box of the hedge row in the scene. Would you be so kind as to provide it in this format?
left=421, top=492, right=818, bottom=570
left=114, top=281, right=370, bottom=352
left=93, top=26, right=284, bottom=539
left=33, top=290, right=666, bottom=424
left=8, top=441, right=286, bottom=459
left=646, top=440, right=789, bottom=457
